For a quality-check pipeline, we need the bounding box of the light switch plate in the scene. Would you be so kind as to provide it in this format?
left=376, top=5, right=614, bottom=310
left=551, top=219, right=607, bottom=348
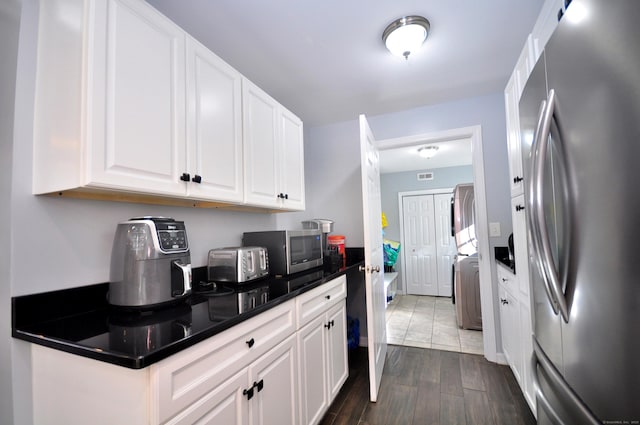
left=489, top=222, right=501, bottom=237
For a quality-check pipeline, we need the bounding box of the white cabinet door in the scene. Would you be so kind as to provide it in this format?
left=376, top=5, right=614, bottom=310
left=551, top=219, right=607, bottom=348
left=498, top=283, right=521, bottom=384
left=243, top=79, right=279, bottom=207
left=326, top=302, right=348, bottom=401
left=185, top=36, right=243, bottom=202
left=511, top=195, right=530, bottom=297
left=279, top=108, right=305, bottom=210
left=250, top=335, right=299, bottom=425
left=164, top=369, right=249, bottom=425
left=505, top=35, right=534, bottom=197
left=90, top=0, right=187, bottom=195
left=519, top=298, right=536, bottom=414
left=243, top=79, right=305, bottom=210
left=297, top=314, right=328, bottom=425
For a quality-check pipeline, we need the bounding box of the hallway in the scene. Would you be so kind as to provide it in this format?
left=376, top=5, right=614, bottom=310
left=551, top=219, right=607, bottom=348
left=386, top=294, right=484, bottom=355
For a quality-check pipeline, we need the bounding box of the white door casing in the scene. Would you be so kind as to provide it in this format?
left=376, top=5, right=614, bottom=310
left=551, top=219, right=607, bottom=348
left=377, top=125, right=497, bottom=362
left=359, top=114, right=387, bottom=402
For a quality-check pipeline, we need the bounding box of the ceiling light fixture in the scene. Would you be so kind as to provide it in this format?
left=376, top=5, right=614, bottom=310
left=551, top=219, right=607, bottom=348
left=417, top=145, right=439, bottom=158
left=382, top=15, right=430, bottom=60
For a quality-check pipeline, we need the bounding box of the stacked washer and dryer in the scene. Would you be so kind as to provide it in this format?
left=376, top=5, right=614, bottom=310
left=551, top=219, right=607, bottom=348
left=451, top=184, right=482, bottom=330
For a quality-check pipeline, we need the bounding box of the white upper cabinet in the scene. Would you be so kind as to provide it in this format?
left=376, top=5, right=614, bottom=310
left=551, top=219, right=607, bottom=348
left=33, top=0, right=187, bottom=196
left=185, top=36, right=244, bottom=203
left=243, top=79, right=305, bottom=210
left=504, top=35, right=534, bottom=197
left=32, top=0, right=304, bottom=211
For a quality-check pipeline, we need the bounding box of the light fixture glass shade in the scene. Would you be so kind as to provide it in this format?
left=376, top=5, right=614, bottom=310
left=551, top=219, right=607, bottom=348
left=382, top=16, right=430, bottom=59
left=418, top=145, right=439, bottom=158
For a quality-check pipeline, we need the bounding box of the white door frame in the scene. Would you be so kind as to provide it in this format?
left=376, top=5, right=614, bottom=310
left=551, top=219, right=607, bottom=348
left=397, top=188, right=453, bottom=296
left=377, top=125, right=498, bottom=362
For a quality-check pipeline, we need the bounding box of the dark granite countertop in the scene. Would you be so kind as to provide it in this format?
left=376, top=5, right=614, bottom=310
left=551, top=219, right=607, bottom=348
left=12, top=250, right=364, bottom=369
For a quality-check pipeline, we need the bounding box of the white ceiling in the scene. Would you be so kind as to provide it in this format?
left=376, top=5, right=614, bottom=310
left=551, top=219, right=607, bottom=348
left=145, top=0, right=543, bottom=128
left=380, top=138, right=472, bottom=174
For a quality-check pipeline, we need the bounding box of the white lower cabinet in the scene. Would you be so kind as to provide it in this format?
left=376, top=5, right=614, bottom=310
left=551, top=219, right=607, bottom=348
left=167, top=335, right=299, bottom=425
left=296, top=276, right=348, bottom=425
left=496, top=263, right=536, bottom=415
left=28, top=278, right=348, bottom=425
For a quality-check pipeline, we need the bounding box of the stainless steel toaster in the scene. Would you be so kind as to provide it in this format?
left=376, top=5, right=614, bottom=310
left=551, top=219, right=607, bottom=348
left=207, top=246, right=269, bottom=283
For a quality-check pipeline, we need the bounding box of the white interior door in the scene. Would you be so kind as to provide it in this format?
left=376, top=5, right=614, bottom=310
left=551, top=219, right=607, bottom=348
left=403, top=195, right=438, bottom=296
left=434, top=193, right=457, bottom=296
left=359, top=114, right=387, bottom=403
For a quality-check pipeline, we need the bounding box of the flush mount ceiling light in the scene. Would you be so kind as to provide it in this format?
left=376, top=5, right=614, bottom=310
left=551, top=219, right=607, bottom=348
left=382, top=15, right=430, bottom=60
left=417, top=145, right=439, bottom=158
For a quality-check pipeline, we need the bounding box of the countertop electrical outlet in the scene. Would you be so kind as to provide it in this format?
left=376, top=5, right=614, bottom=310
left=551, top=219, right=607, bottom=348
left=489, top=222, right=501, bottom=237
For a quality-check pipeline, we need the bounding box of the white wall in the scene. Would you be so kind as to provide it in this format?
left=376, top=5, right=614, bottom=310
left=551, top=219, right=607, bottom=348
left=1, top=1, right=22, bottom=423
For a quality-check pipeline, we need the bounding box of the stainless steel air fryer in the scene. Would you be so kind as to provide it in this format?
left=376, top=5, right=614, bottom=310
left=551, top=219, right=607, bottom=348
left=109, top=217, right=192, bottom=309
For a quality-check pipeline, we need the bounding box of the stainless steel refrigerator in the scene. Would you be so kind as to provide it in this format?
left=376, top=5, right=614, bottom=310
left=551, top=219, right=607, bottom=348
left=519, top=0, right=640, bottom=423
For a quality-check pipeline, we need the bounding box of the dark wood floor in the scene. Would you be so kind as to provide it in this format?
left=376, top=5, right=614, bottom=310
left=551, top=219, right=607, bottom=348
left=320, top=345, right=536, bottom=425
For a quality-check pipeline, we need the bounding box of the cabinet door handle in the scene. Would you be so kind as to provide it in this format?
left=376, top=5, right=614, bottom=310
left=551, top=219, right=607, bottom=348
left=243, top=386, right=254, bottom=400
left=191, top=174, right=202, bottom=184
left=246, top=338, right=255, bottom=348
left=277, top=193, right=284, bottom=199
left=256, top=379, right=264, bottom=392
left=179, top=172, right=190, bottom=182
left=502, top=277, right=508, bottom=282
left=330, top=320, right=334, bottom=327
left=325, top=295, right=331, bottom=300
left=324, top=322, right=331, bottom=329
left=500, top=298, right=509, bottom=305
left=515, top=204, right=525, bottom=212
left=284, top=193, right=289, bottom=199
left=513, top=176, right=523, bottom=183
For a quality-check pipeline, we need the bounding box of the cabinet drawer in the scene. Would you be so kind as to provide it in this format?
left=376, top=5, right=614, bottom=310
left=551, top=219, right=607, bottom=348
left=496, top=263, right=517, bottom=289
left=296, top=275, right=346, bottom=328
left=151, top=299, right=295, bottom=423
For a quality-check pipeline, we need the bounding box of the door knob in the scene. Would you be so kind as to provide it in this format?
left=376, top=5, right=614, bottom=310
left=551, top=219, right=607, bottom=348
left=372, top=265, right=380, bottom=273
left=359, top=265, right=369, bottom=273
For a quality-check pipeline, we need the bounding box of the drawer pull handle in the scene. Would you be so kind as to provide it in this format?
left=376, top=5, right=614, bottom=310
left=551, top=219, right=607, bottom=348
left=325, top=295, right=331, bottom=300
left=243, top=386, right=254, bottom=400
left=246, top=338, right=255, bottom=348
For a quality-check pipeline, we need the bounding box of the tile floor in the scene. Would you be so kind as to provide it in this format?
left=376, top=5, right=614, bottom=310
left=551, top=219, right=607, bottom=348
left=386, top=294, right=484, bottom=355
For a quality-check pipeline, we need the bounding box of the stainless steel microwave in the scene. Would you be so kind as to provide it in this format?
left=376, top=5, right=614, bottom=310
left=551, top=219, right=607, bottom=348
left=242, top=230, right=323, bottom=276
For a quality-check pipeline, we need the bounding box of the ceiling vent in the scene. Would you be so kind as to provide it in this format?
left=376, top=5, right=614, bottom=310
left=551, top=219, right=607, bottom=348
left=417, top=172, right=434, bottom=181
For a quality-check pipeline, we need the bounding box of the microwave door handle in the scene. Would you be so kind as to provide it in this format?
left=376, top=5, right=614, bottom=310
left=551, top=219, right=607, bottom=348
left=259, top=250, right=266, bottom=270
left=247, top=251, right=255, bottom=274
left=528, top=98, right=560, bottom=316
left=534, top=89, right=570, bottom=323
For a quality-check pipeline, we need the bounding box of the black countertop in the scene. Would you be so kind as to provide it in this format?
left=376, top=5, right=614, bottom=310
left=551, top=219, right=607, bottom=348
left=12, top=250, right=364, bottom=369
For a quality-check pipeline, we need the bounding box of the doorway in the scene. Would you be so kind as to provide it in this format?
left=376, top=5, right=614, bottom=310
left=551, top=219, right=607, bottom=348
left=376, top=125, right=496, bottom=360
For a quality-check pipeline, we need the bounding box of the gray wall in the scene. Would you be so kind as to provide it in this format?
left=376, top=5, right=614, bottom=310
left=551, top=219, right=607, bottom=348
left=1, top=1, right=21, bottom=424
left=380, top=165, right=474, bottom=292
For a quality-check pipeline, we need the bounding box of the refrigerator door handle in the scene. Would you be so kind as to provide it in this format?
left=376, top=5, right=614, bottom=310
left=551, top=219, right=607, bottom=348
left=527, top=98, right=560, bottom=316
left=533, top=89, right=571, bottom=323
left=532, top=338, right=601, bottom=425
